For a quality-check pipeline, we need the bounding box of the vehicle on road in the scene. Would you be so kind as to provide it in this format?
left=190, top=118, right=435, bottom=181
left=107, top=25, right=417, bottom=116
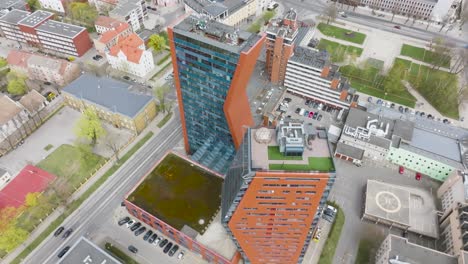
left=148, top=233, right=157, bottom=243
left=54, top=227, right=64, bottom=237
left=123, top=76, right=130, bottom=80
left=415, top=172, right=422, bottom=181
left=126, top=219, right=135, bottom=228
left=394, top=25, right=401, bottom=29
left=135, top=226, right=146, bottom=236
left=62, top=228, right=73, bottom=239
left=177, top=251, right=185, bottom=260
left=163, top=242, right=173, bottom=254
left=159, top=239, right=169, bottom=248
left=118, top=217, right=130, bottom=226
left=130, top=222, right=141, bottom=231
left=57, top=246, right=70, bottom=258
left=399, top=166, right=404, bottom=174
left=121, top=201, right=126, bottom=206
left=143, top=230, right=153, bottom=241
left=313, top=228, right=322, bottom=242
left=128, top=245, right=138, bottom=253
left=168, top=245, right=179, bottom=257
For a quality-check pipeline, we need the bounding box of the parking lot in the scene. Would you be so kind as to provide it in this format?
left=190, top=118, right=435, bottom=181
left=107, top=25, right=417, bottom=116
left=91, top=207, right=208, bottom=264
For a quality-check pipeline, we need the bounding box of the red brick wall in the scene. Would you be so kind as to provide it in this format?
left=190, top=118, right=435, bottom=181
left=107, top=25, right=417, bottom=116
left=73, top=29, right=93, bottom=57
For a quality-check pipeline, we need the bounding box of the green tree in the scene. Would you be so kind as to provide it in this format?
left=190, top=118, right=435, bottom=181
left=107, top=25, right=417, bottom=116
left=154, top=85, right=171, bottom=114
left=0, top=223, right=29, bottom=252
left=0, top=57, right=7, bottom=68
left=262, top=11, right=276, bottom=22
left=7, top=79, right=27, bottom=95
left=69, top=2, right=98, bottom=26
left=75, top=108, right=106, bottom=145
left=75, top=140, right=94, bottom=167
left=383, top=62, right=406, bottom=94
left=160, top=31, right=169, bottom=44
left=25, top=193, right=40, bottom=208
left=27, top=0, right=41, bottom=12
left=148, top=34, right=166, bottom=52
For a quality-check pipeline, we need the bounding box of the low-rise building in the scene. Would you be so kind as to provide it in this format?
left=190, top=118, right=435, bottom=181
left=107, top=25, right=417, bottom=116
left=0, top=9, right=30, bottom=42
left=183, top=0, right=257, bottom=27
left=7, top=50, right=81, bottom=86
left=94, top=18, right=131, bottom=54
left=62, top=74, right=156, bottom=134
left=0, top=95, right=29, bottom=145
left=0, top=167, right=12, bottom=191
left=109, top=0, right=148, bottom=32
left=94, top=15, right=131, bottom=34
left=106, top=33, right=154, bottom=77
left=58, top=236, right=122, bottom=264
left=19, top=90, right=47, bottom=117
left=0, top=0, right=27, bottom=17
left=38, top=0, right=66, bottom=13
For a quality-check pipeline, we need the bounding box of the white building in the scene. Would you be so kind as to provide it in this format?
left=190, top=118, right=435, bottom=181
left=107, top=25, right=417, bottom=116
left=106, top=33, right=154, bottom=77
left=38, top=0, right=66, bottom=13
left=184, top=0, right=257, bottom=27
left=108, top=0, right=147, bottom=32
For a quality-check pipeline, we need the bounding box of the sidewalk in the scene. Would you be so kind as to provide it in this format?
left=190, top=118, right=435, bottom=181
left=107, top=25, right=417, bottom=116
left=1, top=110, right=176, bottom=264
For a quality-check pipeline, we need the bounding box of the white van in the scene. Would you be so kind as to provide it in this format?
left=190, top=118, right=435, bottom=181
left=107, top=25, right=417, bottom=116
left=299, top=108, right=305, bottom=116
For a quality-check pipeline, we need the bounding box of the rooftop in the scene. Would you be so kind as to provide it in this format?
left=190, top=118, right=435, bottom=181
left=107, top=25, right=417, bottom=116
left=183, top=0, right=246, bottom=17
left=335, top=142, right=364, bottom=160
left=110, top=1, right=140, bottom=17
left=62, top=74, right=153, bottom=118
left=6, top=49, right=31, bottom=68
left=173, top=16, right=263, bottom=54
left=58, top=236, right=122, bottom=264
left=108, top=33, right=144, bottom=63
left=0, top=0, right=25, bottom=9
left=36, top=20, right=85, bottom=38
left=364, top=180, right=438, bottom=238
left=0, top=95, right=23, bottom=125
left=95, top=15, right=126, bottom=30
left=127, top=153, right=223, bottom=234
left=288, top=46, right=329, bottom=70
left=266, top=9, right=299, bottom=40
left=18, top=10, right=52, bottom=27
left=0, top=9, right=30, bottom=25
left=385, top=234, right=457, bottom=264
left=19, top=90, right=46, bottom=114
left=98, top=21, right=130, bottom=43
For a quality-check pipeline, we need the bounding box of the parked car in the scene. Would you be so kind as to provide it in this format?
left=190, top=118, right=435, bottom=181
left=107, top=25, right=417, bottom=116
left=128, top=245, right=138, bottom=254
left=154, top=236, right=162, bottom=246
left=123, top=76, right=130, bottom=80
left=317, top=114, right=322, bottom=121
left=43, top=81, right=52, bottom=85
left=390, top=103, right=395, bottom=109
left=168, top=245, right=179, bottom=257
left=313, top=113, right=318, bottom=120
left=399, top=166, right=404, bottom=174
left=148, top=233, right=157, bottom=243
left=134, top=226, right=146, bottom=236
left=404, top=107, right=409, bottom=113
left=305, top=99, right=311, bottom=105
left=304, top=110, right=310, bottom=117
left=443, top=119, right=450, bottom=124
left=308, top=112, right=314, bottom=118
left=62, top=228, right=73, bottom=239
left=159, top=239, right=169, bottom=248
left=163, top=242, right=173, bottom=254
left=295, top=108, right=301, bottom=114
left=126, top=219, right=135, bottom=228
left=54, top=226, right=64, bottom=237
left=143, top=230, right=153, bottom=241
left=367, top=97, right=373, bottom=103
left=284, top=97, right=292, bottom=103
left=394, top=25, right=401, bottom=29
left=398, top=106, right=404, bottom=113
left=376, top=99, right=383, bottom=105
left=130, top=222, right=141, bottom=231
left=177, top=251, right=185, bottom=260
left=118, top=217, right=130, bottom=226
left=120, top=201, right=126, bottom=206
left=57, top=246, right=70, bottom=258
left=415, top=172, right=422, bottom=181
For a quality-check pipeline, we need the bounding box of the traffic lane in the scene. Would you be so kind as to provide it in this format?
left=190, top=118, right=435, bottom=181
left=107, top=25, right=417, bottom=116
left=25, top=118, right=182, bottom=264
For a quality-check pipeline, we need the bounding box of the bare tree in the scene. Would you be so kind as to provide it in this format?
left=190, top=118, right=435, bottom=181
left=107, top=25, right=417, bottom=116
left=105, top=134, right=121, bottom=165
left=429, top=37, right=453, bottom=70
left=391, top=3, right=401, bottom=22
left=324, top=3, right=338, bottom=24
left=439, top=14, right=450, bottom=32
left=458, top=84, right=468, bottom=107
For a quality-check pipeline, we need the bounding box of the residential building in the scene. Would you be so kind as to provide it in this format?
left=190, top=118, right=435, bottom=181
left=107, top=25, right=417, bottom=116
left=265, top=9, right=299, bottom=85
left=183, top=0, right=257, bottom=27
left=0, top=10, right=93, bottom=57
left=0, top=167, right=12, bottom=191
left=0, top=95, right=29, bottom=146
left=222, top=121, right=336, bottom=264
left=19, top=90, right=47, bottom=117
left=7, top=50, right=81, bottom=86
left=106, top=33, right=155, bottom=77
left=155, top=0, right=178, bottom=7
left=62, top=74, right=157, bottom=134
left=94, top=15, right=131, bottom=34
left=94, top=18, right=131, bottom=54
left=38, top=0, right=66, bottom=13
left=125, top=152, right=242, bottom=264
left=109, top=0, right=148, bottom=32
left=335, top=107, right=468, bottom=181
left=58, top=237, right=122, bottom=264
left=0, top=0, right=27, bottom=17
left=285, top=47, right=357, bottom=110
left=168, top=16, right=264, bottom=174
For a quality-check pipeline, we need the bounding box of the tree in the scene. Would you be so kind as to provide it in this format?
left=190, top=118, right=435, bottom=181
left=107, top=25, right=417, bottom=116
left=439, top=14, right=450, bottom=32
left=450, top=48, right=468, bottom=74
left=0, top=57, right=7, bottom=68
left=0, top=207, right=21, bottom=232
left=7, top=79, right=27, bottom=95
left=148, top=34, right=166, bottom=53
left=429, top=37, right=453, bottom=70
left=383, top=62, right=406, bottom=94
left=0, top=224, right=28, bottom=252
left=75, top=140, right=94, bottom=168
left=390, top=3, right=401, bottom=22
left=25, top=192, right=40, bottom=207
left=69, top=2, right=98, bottom=26
left=324, top=3, right=338, bottom=24
left=75, top=108, right=106, bottom=145
left=105, top=134, right=121, bottom=164
left=154, top=85, right=171, bottom=114
left=263, top=11, right=276, bottom=22
left=160, top=31, right=169, bottom=44
left=27, top=0, right=41, bottom=12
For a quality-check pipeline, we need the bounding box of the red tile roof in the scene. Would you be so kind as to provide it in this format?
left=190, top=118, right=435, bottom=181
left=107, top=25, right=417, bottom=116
left=98, top=22, right=130, bottom=43
left=6, top=50, right=31, bottom=69
left=0, top=165, right=56, bottom=209
left=108, top=33, right=145, bottom=63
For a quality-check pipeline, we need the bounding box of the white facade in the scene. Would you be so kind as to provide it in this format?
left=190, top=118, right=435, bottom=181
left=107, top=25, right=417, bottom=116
left=38, top=0, right=65, bottom=13
left=106, top=48, right=154, bottom=77
left=223, top=0, right=257, bottom=26
left=109, top=0, right=147, bottom=32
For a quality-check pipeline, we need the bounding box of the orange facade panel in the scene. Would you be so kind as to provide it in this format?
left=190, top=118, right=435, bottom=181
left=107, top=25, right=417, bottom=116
left=228, top=171, right=330, bottom=264
left=320, top=66, right=330, bottom=78
left=330, top=79, right=340, bottom=90
left=224, top=35, right=265, bottom=150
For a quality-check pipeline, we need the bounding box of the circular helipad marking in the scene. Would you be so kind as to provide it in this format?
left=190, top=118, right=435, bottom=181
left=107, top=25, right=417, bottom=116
left=375, top=191, right=401, bottom=213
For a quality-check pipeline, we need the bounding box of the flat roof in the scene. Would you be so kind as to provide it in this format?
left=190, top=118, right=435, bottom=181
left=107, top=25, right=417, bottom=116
left=289, top=46, right=329, bottom=69
left=335, top=142, right=364, bottom=160
left=63, top=74, right=153, bottom=118
left=0, top=9, right=30, bottom=25
left=127, top=153, right=223, bottom=234
left=411, top=127, right=461, bottom=162
left=18, top=10, right=52, bottom=27
left=0, top=95, right=23, bottom=125
left=36, top=20, right=85, bottom=38
left=109, top=1, right=139, bottom=17
left=386, top=235, right=457, bottom=264
left=58, top=237, right=122, bottom=264
left=364, top=180, right=438, bottom=238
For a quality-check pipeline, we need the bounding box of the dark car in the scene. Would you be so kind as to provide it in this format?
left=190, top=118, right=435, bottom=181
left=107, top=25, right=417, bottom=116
left=118, top=216, right=130, bottom=226
left=159, top=239, right=169, bottom=248
left=313, top=112, right=319, bottom=120
left=134, top=226, right=146, bottom=236
left=128, top=245, right=138, bottom=254
left=120, top=201, right=126, bottom=206
left=404, top=107, right=409, bottom=113
left=398, top=106, right=404, bottom=113
left=95, top=54, right=103, bottom=59
left=57, top=246, right=70, bottom=258
left=143, top=230, right=153, bottom=241
left=163, top=242, right=173, bottom=254
left=123, top=76, right=130, bottom=80
left=168, top=245, right=179, bottom=257
left=283, top=97, right=292, bottom=103
left=390, top=103, right=395, bottom=108
left=130, top=222, right=141, bottom=231
left=44, top=81, right=52, bottom=85
left=317, top=114, right=322, bottom=121
left=394, top=25, right=401, bottom=29
left=295, top=108, right=301, bottom=114
left=62, top=228, right=73, bottom=239
left=305, top=99, right=311, bottom=105
left=54, top=226, right=64, bottom=237
left=148, top=233, right=157, bottom=243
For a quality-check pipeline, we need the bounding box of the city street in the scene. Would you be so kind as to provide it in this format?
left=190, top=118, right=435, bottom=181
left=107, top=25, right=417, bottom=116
left=21, top=114, right=183, bottom=264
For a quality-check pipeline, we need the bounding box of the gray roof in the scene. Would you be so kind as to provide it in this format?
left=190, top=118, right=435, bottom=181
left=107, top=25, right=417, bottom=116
left=36, top=20, right=85, bottom=38
left=0, top=9, right=29, bottom=25
left=368, top=135, right=391, bottom=149
left=58, top=237, right=122, bottom=264
left=183, top=0, right=245, bottom=17
left=0, top=0, right=25, bottom=10
left=411, top=127, right=461, bottom=163
left=0, top=167, right=7, bottom=176
left=386, top=235, right=457, bottom=264
left=63, top=74, right=153, bottom=118
left=289, top=46, right=329, bottom=69
left=335, top=142, right=364, bottom=160
left=18, top=10, right=52, bottom=27
left=393, top=119, right=414, bottom=141
left=110, top=1, right=139, bottom=17
left=345, top=108, right=396, bottom=140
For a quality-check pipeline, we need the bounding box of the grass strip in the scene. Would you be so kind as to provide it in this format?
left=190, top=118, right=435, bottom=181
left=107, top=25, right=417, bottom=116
left=318, top=203, right=345, bottom=264
left=157, top=53, right=171, bottom=66
left=157, top=112, right=173, bottom=128
left=105, top=242, right=140, bottom=264
left=317, top=23, right=366, bottom=44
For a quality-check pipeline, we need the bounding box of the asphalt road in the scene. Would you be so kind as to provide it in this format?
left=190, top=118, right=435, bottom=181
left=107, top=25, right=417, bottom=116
left=21, top=114, right=183, bottom=264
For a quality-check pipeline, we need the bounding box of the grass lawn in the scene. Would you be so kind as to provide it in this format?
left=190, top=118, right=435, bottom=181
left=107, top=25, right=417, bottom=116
left=269, top=157, right=335, bottom=171
left=317, top=39, right=363, bottom=62
left=157, top=112, right=173, bottom=128
left=105, top=243, right=139, bottom=264
left=317, top=23, right=366, bottom=44
left=400, top=44, right=450, bottom=68
left=127, top=153, right=223, bottom=233
left=37, top=144, right=106, bottom=188
left=268, top=146, right=302, bottom=160
left=318, top=205, right=345, bottom=264
left=11, top=132, right=154, bottom=264
left=355, top=239, right=376, bottom=264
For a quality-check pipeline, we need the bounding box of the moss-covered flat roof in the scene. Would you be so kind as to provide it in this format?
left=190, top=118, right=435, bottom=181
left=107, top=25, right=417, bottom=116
left=127, top=153, right=223, bottom=234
